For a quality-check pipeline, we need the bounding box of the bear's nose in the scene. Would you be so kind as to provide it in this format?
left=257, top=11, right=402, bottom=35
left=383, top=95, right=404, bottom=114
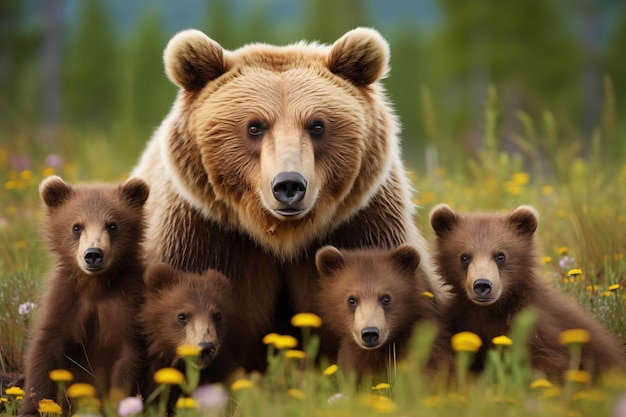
left=361, top=327, right=380, bottom=345
left=198, top=342, right=216, bottom=358
left=84, top=247, right=104, bottom=266
left=473, top=279, right=493, bottom=297
left=271, top=171, right=307, bottom=205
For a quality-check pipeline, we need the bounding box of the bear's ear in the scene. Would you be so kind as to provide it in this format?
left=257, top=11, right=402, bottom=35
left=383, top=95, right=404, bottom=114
left=430, top=204, right=458, bottom=238
left=509, top=205, right=538, bottom=236
left=315, top=246, right=345, bottom=276
left=389, top=244, right=421, bottom=276
left=327, top=27, right=390, bottom=87
left=164, top=29, right=227, bottom=92
left=40, top=175, right=73, bottom=209
left=120, top=178, right=150, bottom=209
left=144, top=263, right=179, bottom=291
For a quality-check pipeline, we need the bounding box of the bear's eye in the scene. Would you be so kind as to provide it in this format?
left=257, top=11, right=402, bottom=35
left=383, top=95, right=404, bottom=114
left=308, top=120, right=324, bottom=137
left=213, top=312, right=222, bottom=322
left=380, top=295, right=391, bottom=305
left=495, top=253, right=506, bottom=263
left=72, top=224, right=82, bottom=235
left=247, top=122, right=265, bottom=137
left=347, top=297, right=357, bottom=307
left=107, top=223, right=117, bottom=232
left=177, top=313, right=188, bottom=324
left=460, top=254, right=471, bottom=265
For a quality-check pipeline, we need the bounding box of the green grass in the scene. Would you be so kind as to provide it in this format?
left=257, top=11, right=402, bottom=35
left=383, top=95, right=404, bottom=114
left=0, top=117, right=625, bottom=416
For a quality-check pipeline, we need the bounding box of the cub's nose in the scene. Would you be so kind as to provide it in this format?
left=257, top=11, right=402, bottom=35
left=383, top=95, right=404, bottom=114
left=361, top=327, right=380, bottom=345
left=84, top=247, right=104, bottom=266
left=473, top=279, right=493, bottom=297
left=271, top=171, right=307, bottom=205
left=198, top=342, right=216, bottom=359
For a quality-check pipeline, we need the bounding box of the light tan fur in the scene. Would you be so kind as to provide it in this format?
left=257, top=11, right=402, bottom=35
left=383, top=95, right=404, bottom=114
left=465, top=255, right=502, bottom=305
left=352, top=300, right=390, bottom=349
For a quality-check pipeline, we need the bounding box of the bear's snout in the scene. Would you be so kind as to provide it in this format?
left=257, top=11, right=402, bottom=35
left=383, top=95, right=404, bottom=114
left=473, top=278, right=493, bottom=298
left=361, top=327, right=380, bottom=347
left=84, top=247, right=104, bottom=269
left=271, top=171, right=307, bottom=208
left=199, top=341, right=216, bottom=359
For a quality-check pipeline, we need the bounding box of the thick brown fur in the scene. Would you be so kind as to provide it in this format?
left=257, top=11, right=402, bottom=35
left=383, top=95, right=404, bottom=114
left=132, top=28, right=446, bottom=370
left=139, top=263, right=237, bottom=405
left=20, top=176, right=149, bottom=417
left=430, top=204, right=625, bottom=379
left=315, top=245, right=449, bottom=383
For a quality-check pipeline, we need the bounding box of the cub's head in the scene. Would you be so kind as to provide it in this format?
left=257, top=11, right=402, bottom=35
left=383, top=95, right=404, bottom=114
left=140, top=263, right=234, bottom=368
left=162, top=28, right=397, bottom=257
left=39, top=175, right=149, bottom=275
left=429, top=204, right=539, bottom=306
left=315, top=245, right=423, bottom=350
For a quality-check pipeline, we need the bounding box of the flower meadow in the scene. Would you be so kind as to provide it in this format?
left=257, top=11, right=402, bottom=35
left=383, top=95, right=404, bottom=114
left=1, top=113, right=626, bottom=417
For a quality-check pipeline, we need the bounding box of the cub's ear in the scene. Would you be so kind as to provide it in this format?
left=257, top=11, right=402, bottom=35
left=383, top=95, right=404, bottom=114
left=144, top=263, right=179, bottom=291
left=430, top=204, right=457, bottom=238
left=315, top=246, right=345, bottom=276
left=40, top=175, right=73, bottom=208
left=164, top=29, right=227, bottom=91
left=120, top=178, right=150, bottom=209
left=509, top=205, right=538, bottom=236
left=327, top=27, right=390, bottom=87
left=389, top=244, right=421, bottom=275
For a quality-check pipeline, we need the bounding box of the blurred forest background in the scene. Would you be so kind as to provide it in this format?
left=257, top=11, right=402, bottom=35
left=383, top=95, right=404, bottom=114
left=2, top=0, right=626, bottom=178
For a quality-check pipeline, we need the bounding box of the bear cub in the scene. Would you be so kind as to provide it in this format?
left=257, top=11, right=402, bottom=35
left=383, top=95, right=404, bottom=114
left=430, top=204, right=625, bottom=378
left=139, top=263, right=237, bottom=404
left=315, top=244, right=448, bottom=383
left=20, top=176, right=149, bottom=417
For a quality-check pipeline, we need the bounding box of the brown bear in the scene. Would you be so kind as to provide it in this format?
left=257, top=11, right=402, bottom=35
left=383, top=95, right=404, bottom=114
left=139, top=263, right=237, bottom=405
left=429, top=203, right=625, bottom=379
left=20, top=176, right=149, bottom=417
left=131, top=27, right=445, bottom=371
left=315, top=244, right=450, bottom=383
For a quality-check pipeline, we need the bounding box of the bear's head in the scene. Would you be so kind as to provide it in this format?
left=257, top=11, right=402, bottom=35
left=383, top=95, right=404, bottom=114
left=161, top=27, right=399, bottom=257
left=39, top=175, right=149, bottom=276
left=429, top=204, right=539, bottom=306
left=140, top=263, right=234, bottom=368
left=315, top=244, right=423, bottom=350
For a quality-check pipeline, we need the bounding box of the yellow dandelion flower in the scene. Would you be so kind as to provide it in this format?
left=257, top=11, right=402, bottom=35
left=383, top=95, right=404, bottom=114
left=20, top=170, right=33, bottom=181
left=6, top=387, right=25, bottom=397
left=421, top=191, right=435, bottom=204
left=530, top=379, right=553, bottom=389
left=541, top=256, right=553, bottom=265
left=422, top=291, right=434, bottom=299
left=15, top=240, right=27, bottom=250
left=451, top=331, right=482, bottom=353
left=538, top=386, right=561, bottom=400
left=323, top=364, right=338, bottom=376
left=176, top=344, right=201, bottom=357
left=492, top=335, right=512, bottom=346
left=609, top=284, right=620, bottom=291
left=175, top=397, right=198, bottom=409
left=262, top=333, right=280, bottom=345
left=541, top=185, right=554, bottom=196
left=285, top=349, right=306, bottom=359
left=601, top=291, right=612, bottom=297
left=273, top=335, right=298, bottom=350
left=371, top=396, right=397, bottom=414
left=572, top=390, right=606, bottom=402
left=421, top=395, right=441, bottom=407
left=66, top=383, right=96, bottom=398
left=153, top=368, right=185, bottom=385
left=556, top=210, right=567, bottom=219
left=49, top=369, right=73, bottom=382
left=291, top=312, right=322, bottom=328
left=231, top=379, right=254, bottom=391
left=5, top=180, right=16, bottom=191
left=42, top=167, right=56, bottom=177
left=558, top=328, right=590, bottom=345
left=566, top=370, right=590, bottom=384
left=512, top=172, right=529, bottom=186
left=287, top=388, right=305, bottom=400
left=567, top=268, right=582, bottom=277
left=585, top=285, right=599, bottom=292
left=562, top=277, right=574, bottom=284
left=557, top=246, right=569, bottom=255
left=38, top=399, right=62, bottom=414
left=0, top=397, right=7, bottom=403
left=371, top=383, right=391, bottom=390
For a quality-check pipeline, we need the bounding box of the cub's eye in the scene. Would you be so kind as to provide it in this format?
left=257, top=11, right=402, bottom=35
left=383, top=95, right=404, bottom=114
left=177, top=313, right=188, bottom=324
left=381, top=295, right=391, bottom=305
left=107, top=223, right=117, bottom=232
left=72, top=224, right=82, bottom=234
left=308, top=121, right=324, bottom=137
left=248, top=122, right=265, bottom=137
left=347, top=297, right=357, bottom=307
left=460, top=254, right=471, bottom=265
left=213, top=312, right=222, bottom=322
left=495, top=253, right=506, bottom=263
